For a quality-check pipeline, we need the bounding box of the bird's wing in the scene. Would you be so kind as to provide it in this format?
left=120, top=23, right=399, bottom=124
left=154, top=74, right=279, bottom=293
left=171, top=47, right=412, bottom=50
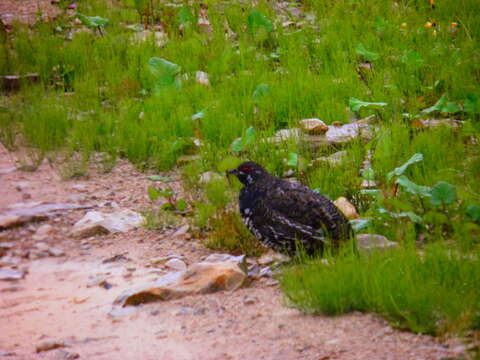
left=247, top=199, right=327, bottom=254
left=264, top=180, right=342, bottom=231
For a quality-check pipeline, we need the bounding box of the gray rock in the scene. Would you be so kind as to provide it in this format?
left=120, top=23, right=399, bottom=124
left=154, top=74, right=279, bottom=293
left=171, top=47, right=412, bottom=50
left=312, top=150, right=348, bottom=167
left=0, top=268, right=26, bottom=281
left=356, top=234, right=398, bottom=253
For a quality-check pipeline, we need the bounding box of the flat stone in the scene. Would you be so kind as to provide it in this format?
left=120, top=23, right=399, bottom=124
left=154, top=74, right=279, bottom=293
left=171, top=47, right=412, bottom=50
left=115, top=261, right=246, bottom=306
left=312, top=150, right=348, bottom=167
left=0, top=268, right=26, bottom=281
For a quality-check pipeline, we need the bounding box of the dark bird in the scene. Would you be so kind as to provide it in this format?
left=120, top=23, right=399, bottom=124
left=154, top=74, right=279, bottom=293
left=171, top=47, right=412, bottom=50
left=227, top=161, right=353, bottom=256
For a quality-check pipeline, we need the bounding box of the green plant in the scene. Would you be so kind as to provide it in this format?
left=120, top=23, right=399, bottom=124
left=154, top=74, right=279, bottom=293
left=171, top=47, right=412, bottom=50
left=281, top=245, right=480, bottom=336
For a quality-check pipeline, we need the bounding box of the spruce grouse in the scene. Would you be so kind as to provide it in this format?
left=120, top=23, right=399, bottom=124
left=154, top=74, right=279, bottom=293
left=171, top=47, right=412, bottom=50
left=227, top=161, right=353, bottom=256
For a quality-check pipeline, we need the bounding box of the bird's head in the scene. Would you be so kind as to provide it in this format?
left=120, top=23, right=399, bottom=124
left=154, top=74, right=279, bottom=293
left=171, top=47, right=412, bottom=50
left=227, top=161, right=268, bottom=186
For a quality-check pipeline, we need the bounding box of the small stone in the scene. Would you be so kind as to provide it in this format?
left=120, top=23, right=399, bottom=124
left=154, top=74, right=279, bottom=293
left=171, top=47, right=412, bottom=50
left=164, top=258, right=187, bottom=271
left=35, top=339, right=69, bottom=353
left=171, top=224, right=190, bottom=239
left=48, top=247, right=66, bottom=257
left=199, top=171, right=222, bottom=184
left=33, top=224, right=54, bottom=240
left=333, top=197, right=359, bottom=220
left=243, top=297, right=257, bottom=305
left=195, top=71, right=210, bottom=86
left=55, top=350, right=80, bottom=359
left=0, top=215, right=21, bottom=229
left=86, top=276, right=112, bottom=289
left=29, top=250, right=49, bottom=260
left=299, top=118, right=329, bottom=135
left=356, top=234, right=398, bottom=253
left=361, top=179, right=378, bottom=189
left=0, top=268, right=26, bottom=281
left=312, top=150, right=348, bottom=167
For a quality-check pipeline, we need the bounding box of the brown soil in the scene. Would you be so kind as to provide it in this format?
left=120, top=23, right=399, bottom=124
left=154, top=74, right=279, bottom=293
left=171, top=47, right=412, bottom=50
left=0, top=145, right=466, bottom=360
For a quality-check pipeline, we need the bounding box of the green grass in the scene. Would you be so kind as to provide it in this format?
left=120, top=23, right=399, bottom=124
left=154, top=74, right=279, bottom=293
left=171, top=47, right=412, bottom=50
left=281, top=245, right=480, bottom=336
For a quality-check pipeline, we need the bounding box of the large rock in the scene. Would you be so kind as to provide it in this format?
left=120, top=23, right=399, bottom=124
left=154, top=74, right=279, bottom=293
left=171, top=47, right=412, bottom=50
left=334, top=197, right=359, bottom=219
left=71, top=209, right=144, bottom=238
left=114, top=260, right=247, bottom=307
left=356, top=234, right=398, bottom=253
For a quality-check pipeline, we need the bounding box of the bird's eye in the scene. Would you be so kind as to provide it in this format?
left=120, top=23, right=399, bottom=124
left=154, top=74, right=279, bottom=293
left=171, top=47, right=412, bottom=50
left=239, top=166, right=251, bottom=172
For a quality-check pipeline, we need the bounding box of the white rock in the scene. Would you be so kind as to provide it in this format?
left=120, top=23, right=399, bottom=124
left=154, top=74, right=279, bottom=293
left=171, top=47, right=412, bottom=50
left=195, top=71, right=210, bottom=86
left=164, top=258, right=187, bottom=271
left=71, top=209, right=144, bottom=238
left=356, top=234, right=398, bottom=253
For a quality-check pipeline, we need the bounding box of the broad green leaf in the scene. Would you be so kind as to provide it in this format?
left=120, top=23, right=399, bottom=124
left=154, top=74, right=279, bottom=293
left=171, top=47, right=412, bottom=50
left=252, top=84, right=270, bottom=103
left=230, top=138, right=244, bottom=152
left=400, top=50, right=424, bottom=67
left=360, top=189, right=381, bottom=197
left=287, top=152, right=298, bottom=167
left=349, top=97, right=387, bottom=112
left=148, top=57, right=181, bottom=89
left=178, top=6, right=194, bottom=26
left=387, top=153, right=423, bottom=181
left=430, top=181, right=457, bottom=206
left=464, top=94, right=480, bottom=114
left=191, top=111, right=205, bottom=120
left=422, top=94, right=460, bottom=114
left=244, top=126, right=256, bottom=147
left=466, top=204, right=480, bottom=223
left=378, top=207, right=423, bottom=223
left=77, top=14, right=109, bottom=28
left=355, top=43, right=379, bottom=61
left=350, top=219, right=372, bottom=232
left=161, top=203, right=175, bottom=211
left=247, top=11, right=273, bottom=34
left=231, top=127, right=256, bottom=152
left=395, top=175, right=431, bottom=197
left=218, top=156, right=242, bottom=172
left=176, top=199, right=187, bottom=212
left=147, top=186, right=161, bottom=201
left=157, top=188, right=175, bottom=198
left=148, top=175, right=173, bottom=182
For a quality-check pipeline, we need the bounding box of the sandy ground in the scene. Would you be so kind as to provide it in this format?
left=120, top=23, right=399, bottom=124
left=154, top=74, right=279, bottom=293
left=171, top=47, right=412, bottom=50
left=0, top=144, right=467, bottom=360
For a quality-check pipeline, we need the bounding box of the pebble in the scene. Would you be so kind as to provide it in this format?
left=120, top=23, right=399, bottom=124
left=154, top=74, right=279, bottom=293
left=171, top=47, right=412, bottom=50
left=243, top=297, right=257, bottom=305
left=164, top=258, right=187, bottom=271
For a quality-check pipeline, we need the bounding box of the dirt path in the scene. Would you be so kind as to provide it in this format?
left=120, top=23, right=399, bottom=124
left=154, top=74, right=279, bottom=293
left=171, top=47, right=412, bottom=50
left=0, top=145, right=466, bottom=360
